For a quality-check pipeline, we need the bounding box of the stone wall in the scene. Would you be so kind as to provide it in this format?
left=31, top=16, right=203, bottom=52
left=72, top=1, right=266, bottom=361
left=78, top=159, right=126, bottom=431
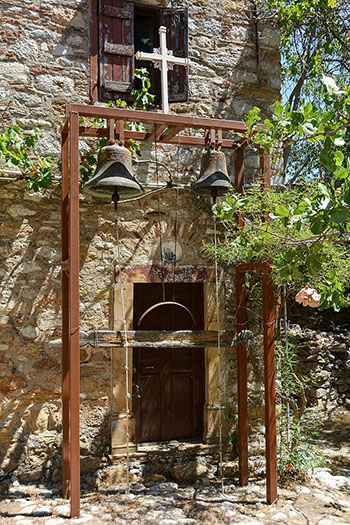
left=290, top=325, right=350, bottom=411
left=0, top=0, right=281, bottom=481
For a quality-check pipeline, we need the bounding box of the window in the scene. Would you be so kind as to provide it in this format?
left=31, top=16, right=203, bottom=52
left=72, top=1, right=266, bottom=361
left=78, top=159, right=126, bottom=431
left=90, top=1, right=188, bottom=105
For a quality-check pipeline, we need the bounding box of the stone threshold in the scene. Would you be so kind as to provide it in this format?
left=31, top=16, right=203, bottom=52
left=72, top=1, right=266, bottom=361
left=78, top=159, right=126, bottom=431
left=109, top=440, right=223, bottom=461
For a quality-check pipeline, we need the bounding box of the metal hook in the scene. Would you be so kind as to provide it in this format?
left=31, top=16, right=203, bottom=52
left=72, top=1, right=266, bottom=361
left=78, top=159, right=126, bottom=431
left=137, top=301, right=197, bottom=328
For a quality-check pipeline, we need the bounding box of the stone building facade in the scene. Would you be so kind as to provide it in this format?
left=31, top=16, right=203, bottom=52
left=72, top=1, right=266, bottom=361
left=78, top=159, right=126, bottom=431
left=0, top=0, right=281, bottom=481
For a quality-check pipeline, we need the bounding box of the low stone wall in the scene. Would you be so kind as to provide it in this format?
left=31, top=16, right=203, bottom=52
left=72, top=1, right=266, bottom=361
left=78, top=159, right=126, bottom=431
left=289, top=324, right=350, bottom=410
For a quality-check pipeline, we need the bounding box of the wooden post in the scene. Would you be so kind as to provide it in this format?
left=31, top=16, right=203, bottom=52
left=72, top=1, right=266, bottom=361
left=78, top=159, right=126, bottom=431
left=61, top=125, right=70, bottom=499
left=236, top=268, right=248, bottom=486
left=261, top=151, right=277, bottom=504
left=235, top=146, right=248, bottom=486
left=69, top=111, right=81, bottom=518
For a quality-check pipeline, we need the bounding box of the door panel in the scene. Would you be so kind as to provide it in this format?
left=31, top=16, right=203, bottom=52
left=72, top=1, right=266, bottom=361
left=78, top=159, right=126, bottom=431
left=133, top=283, right=204, bottom=442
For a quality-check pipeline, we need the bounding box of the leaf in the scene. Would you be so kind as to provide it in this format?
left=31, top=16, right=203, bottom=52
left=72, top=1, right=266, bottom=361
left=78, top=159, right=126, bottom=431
left=335, top=151, right=344, bottom=166
left=274, top=100, right=283, bottom=117
left=310, top=217, right=326, bottom=234
left=334, top=167, right=348, bottom=179
left=330, top=208, right=348, bottom=224
left=274, top=204, right=289, bottom=217
left=320, top=150, right=335, bottom=172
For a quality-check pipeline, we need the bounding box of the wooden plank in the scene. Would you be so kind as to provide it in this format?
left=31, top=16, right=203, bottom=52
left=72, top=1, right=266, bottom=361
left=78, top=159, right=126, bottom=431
left=61, top=128, right=70, bottom=499
left=160, top=125, right=183, bottom=142
left=78, top=126, right=242, bottom=148
left=78, top=329, right=251, bottom=348
left=262, top=267, right=277, bottom=504
left=69, top=111, right=81, bottom=518
left=69, top=104, right=250, bottom=133
left=236, top=268, right=249, bottom=487
left=146, top=124, right=169, bottom=142
left=104, top=42, right=133, bottom=56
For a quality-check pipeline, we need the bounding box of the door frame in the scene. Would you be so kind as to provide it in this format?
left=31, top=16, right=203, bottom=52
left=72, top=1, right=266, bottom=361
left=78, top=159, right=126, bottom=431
left=133, top=282, right=205, bottom=443
left=111, top=264, right=223, bottom=454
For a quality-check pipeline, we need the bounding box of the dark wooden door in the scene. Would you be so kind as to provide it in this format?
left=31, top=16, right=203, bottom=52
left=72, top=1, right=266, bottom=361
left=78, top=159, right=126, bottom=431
left=133, top=283, right=205, bottom=442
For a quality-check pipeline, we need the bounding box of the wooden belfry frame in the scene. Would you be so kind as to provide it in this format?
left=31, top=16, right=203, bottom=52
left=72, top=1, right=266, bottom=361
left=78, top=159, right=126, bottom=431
left=61, top=104, right=277, bottom=517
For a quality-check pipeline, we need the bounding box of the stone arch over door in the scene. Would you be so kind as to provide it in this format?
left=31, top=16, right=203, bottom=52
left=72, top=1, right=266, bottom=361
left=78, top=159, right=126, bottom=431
left=111, top=264, right=222, bottom=454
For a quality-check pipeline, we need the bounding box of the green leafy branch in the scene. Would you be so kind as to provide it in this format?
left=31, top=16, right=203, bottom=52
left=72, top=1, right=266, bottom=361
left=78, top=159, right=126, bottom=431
left=0, top=125, right=55, bottom=191
left=208, top=77, right=350, bottom=311
left=0, top=69, right=154, bottom=192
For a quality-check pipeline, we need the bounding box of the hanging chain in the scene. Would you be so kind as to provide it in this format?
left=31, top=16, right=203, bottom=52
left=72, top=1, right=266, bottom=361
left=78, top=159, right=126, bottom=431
left=115, top=211, right=131, bottom=496
left=214, top=214, right=224, bottom=495
left=155, top=140, right=166, bottom=301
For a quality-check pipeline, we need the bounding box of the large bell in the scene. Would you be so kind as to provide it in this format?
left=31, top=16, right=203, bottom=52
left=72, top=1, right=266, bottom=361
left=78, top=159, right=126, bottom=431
left=83, top=141, right=143, bottom=199
left=193, top=149, right=232, bottom=198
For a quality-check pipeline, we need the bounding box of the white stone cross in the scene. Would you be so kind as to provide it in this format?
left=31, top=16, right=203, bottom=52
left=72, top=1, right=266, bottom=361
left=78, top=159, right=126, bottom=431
left=135, top=26, right=190, bottom=114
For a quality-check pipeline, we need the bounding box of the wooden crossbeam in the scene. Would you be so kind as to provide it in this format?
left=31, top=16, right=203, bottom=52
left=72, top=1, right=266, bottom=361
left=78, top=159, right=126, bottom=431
left=78, top=126, right=247, bottom=149
left=69, top=104, right=250, bottom=133
left=49, top=330, right=254, bottom=349
left=160, top=125, right=183, bottom=143
left=146, top=123, right=169, bottom=142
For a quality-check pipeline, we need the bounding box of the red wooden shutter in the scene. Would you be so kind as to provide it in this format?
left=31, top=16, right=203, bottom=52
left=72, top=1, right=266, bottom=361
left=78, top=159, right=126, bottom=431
left=99, top=0, right=134, bottom=101
left=160, top=8, right=188, bottom=103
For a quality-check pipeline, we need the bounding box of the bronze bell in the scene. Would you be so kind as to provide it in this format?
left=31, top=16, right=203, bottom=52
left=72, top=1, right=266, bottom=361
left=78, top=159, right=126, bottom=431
left=83, top=141, right=143, bottom=200
left=193, top=149, right=232, bottom=198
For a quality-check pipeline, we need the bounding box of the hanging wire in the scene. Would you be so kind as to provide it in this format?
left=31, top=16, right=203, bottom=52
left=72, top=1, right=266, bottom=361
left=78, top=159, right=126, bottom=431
left=214, top=214, right=224, bottom=495
left=115, top=211, right=131, bottom=496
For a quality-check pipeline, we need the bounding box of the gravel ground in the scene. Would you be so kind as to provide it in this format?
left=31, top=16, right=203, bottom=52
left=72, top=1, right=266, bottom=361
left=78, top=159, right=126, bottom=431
left=1, top=411, right=349, bottom=524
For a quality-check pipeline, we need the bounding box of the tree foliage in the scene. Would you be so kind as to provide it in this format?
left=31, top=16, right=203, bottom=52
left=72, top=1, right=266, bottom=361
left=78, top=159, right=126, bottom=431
left=208, top=77, right=350, bottom=310
left=257, top=0, right=350, bottom=178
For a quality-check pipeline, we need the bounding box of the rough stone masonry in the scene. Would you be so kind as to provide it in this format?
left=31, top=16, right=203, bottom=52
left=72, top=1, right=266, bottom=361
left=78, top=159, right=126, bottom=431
left=0, top=0, right=281, bottom=482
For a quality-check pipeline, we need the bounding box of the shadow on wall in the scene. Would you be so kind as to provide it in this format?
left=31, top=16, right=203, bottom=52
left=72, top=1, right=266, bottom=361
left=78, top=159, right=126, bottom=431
left=0, top=183, right=114, bottom=480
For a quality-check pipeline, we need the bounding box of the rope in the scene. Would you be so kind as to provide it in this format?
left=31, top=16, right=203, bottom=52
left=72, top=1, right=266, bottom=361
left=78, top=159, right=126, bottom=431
left=173, top=134, right=180, bottom=301
left=115, top=211, right=131, bottom=496
left=155, top=140, right=166, bottom=302
left=214, top=214, right=224, bottom=495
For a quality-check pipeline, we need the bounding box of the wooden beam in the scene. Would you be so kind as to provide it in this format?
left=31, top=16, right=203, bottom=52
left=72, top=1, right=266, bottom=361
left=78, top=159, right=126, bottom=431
left=236, top=268, right=249, bottom=487
left=78, top=126, right=243, bottom=149
left=146, top=123, right=169, bottom=142
left=69, top=103, right=250, bottom=133
left=160, top=125, right=183, bottom=142
left=262, top=267, right=277, bottom=504
left=61, top=127, right=70, bottom=500
left=69, top=111, right=81, bottom=518
left=78, top=329, right=251, bottom=348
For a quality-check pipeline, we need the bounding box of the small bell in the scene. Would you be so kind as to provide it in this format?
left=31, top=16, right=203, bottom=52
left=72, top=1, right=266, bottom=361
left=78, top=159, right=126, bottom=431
left=83, top=141, right=143, bottom=200
left=193, top=149, right=232, bottom=199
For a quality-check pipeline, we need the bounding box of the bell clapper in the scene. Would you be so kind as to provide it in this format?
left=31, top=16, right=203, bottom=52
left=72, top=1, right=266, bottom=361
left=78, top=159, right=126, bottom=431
left=211, top=187, right=218, bottom=205
left=112, top=189, right=120, bottom=211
